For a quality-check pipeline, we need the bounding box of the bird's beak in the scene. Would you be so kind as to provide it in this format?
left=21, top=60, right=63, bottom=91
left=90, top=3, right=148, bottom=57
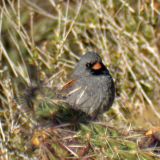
left=92, top=62, right=102, bottom=70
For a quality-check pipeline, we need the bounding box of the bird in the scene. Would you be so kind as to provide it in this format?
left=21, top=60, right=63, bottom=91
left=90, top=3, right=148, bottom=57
left=59, top=52, right=115, bottom=119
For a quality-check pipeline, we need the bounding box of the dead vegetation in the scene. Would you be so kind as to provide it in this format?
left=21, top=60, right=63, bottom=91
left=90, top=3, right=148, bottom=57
left=0, top=0, right=160, bottom=159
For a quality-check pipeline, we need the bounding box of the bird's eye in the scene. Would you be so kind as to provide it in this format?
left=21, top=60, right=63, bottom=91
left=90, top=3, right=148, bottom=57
left=86, top=63, right=91, bottom=68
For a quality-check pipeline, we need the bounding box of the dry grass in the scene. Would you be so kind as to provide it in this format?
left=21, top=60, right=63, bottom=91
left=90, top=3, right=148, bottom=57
left=0, top=0, right=160, bottom=159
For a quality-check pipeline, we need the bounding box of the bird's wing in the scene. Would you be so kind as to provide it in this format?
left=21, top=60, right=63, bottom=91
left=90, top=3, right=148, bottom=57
left=60, top=79, right=102, bottom=116
left=61, top=80, right=77, bottom=92
left=66, top=83, right=101, bottom=116
left=76, top=88, right=102, bottom=116
left=59, top=79, right=82, bottom=99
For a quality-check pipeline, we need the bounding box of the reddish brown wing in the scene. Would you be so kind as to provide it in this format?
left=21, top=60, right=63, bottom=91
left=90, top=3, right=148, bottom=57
left=61, top=79, right=77, bottom=92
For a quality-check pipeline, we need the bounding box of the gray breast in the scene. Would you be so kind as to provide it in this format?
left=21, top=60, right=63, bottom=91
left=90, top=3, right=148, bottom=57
left=66, top=75, right=115, bottom=116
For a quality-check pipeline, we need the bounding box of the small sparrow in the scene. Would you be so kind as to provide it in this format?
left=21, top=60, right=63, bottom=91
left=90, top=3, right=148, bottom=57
left=59, top=52, right=115, bottom=119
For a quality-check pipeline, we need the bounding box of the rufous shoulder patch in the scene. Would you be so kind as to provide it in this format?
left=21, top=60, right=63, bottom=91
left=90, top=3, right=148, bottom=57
left=61, top=80, right=77, bottom=91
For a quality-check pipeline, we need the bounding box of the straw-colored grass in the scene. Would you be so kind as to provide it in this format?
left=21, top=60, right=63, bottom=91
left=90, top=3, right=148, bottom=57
left=0, top=0, right=160, bottom=159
